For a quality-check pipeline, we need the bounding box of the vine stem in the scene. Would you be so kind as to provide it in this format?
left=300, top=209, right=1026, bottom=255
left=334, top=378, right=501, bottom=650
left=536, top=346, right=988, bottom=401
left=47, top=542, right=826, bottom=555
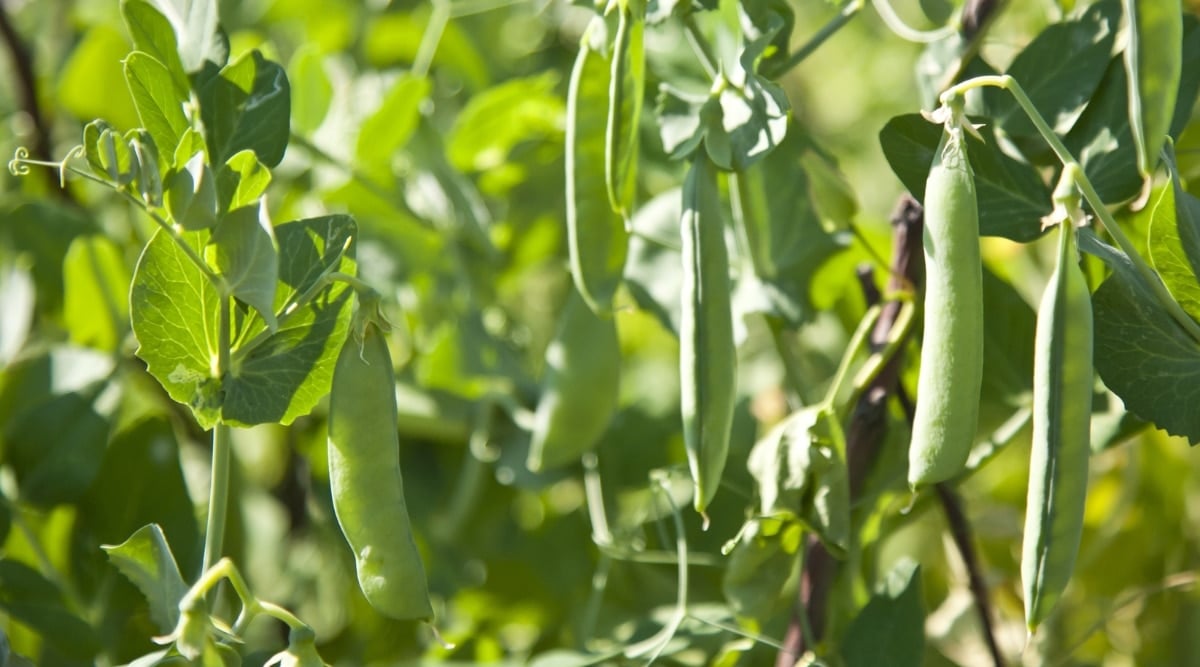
left=200, top=296, right=234, bottom=584
left=767, top=0, right=863, bottom=76
left=940, top=74, right=1200, bottom=343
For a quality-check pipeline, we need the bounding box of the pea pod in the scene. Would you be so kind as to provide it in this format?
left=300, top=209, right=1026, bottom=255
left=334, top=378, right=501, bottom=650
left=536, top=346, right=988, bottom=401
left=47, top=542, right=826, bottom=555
left=1123, top=0, right=1183, bottom=175
left=526, top=288, right=621, bottom=472
left=328, top=315, right=432, bottom=620
left=605, top=0, right=644, bottom=219
left=908, top=123, right=983, bottom=488
left=680, top=154, right=736, bottom=515
left=1023, top=221, right=1093, bottom=631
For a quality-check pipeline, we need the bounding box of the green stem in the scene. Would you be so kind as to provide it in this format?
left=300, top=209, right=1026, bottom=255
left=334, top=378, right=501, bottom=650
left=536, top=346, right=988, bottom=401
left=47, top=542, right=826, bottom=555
left=820, top=303, right=884, bottom=410
left=941, top=75, right=1200, bottom=343
left=413, top=0, right=450, bottom=78
left=767, top=0, right=863, bottom=76
left=201, top=297, right=234, bottom=584
left=681, top=12, right=719, bottom=79
left=869, top=0, right=956, bottom=42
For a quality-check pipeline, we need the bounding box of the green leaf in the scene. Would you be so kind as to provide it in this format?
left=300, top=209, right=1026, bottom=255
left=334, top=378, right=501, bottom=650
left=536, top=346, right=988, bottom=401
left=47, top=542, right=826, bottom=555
left=979, top=268, right=1037, bottom=429
left=219, top=150, right=271, bottom=212
left=147, top=0, right=222, bottom=73
left=732, top=128, right=847, bottom=326
left=125, top=51, right=190, bottom=158
left=63, top=234, right=131, bottom=352
left=122, top=0, right=191, bottom=97
left=981, top=0, right=1119, bottom=159
left=131, top=217, right=356, bottom=428
left=3, top=383, right=117, bottom=508
left=207, top=203, right=279, bottom=330
left=746, top=407, right=850, bottom=556
left=1124, top=0, right=1183, bottom=175
left=200, top=50, right=291, bottom=167
left=0, top=201, right=92, bottom=317
left=221, top=215, right=357, bottom=426
left=721, top=517, right=800, bottom=620
left=288, top=46, right=332, bottom=134
left=743, top=0, right=796, bottom=77
left=1080, top=228, right=1200, bottom=442
left=840, top=559, right=924, bottom=667
left=447, top=72, right=563, bottom=174
left=167, top=152, right=220, bottom=230
left=56, top=25, right=140, bottom=132
left=1148, top=184, right=1200, bottom=323
left=102, top=524, right=189, bottom=634
left=879, top=113, right=1052, bottom=242
left=0, top=559, right=101, bottom=661
left=355, top=72, right=430, bottom=181
left=566, top=18, right=630, bottom=313
left=1063, top=57, right=1143, bottom=205
left=130, top=228, right=223, bottom=428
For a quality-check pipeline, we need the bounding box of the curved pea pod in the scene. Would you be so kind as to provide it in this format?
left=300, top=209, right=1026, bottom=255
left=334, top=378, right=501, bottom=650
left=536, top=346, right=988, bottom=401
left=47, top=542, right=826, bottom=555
left=908, top=124, right=984, bottom=488
left=907, top=126, right=984, bottom=489
left=567, top=16, right=630, bottom=313
left=605, top=0, right=644, bottom=218
left=1123, top=0, right=1183, bottom=176
left=327, top=318, right=432, bottom=621
left=1023, top=222, right=1093, bottom=631
left=526, top=289, right=621, bottom=472
left=680, top=155, right=737, bottom=515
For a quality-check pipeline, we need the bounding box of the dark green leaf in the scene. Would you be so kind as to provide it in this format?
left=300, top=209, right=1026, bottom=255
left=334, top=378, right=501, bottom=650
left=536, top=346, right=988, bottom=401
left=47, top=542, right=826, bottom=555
left=840, top=559, right=924, bottom=667
left=1081, top=228, right=1200, bottom=442
left=199, top=50, right=290, bottom=167
left=879, top=114, right=1052, bottom=241
left=102, top=524, right=189, bottom=634
left=0, top=559, right=101, bottom=660
left=1063, top=57, right=1143, bottom=205
left=4, top=383, right=117, bottom=508
left=981, top=0, right=1119, bottom=159
left=742, top=0, right=795, bottom=77
left=124, top=51, right=190, bottom=158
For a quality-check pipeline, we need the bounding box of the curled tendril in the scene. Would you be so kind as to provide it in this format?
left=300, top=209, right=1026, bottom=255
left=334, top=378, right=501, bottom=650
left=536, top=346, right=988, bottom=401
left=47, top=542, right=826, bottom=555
left=61, top=146, right=85, bottom=188
left=8, top=147, right=31, bottom=176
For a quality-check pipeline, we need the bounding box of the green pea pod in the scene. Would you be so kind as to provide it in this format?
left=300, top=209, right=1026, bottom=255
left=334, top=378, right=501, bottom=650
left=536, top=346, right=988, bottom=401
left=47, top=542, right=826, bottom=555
left=908, top=123, right=983, bottom=488
left=1023, top=221, right=1093, bottom=631
left=526, top=288, right=621, bottom=472
left=1123, top=0, right=1183, bottom=176
left=680, top=155, right=736, bottom=515
left=567, top=16, right=630, bottom=313
left=605, top=0, right=644, bottom=219
left=328, top=317, right=432, bottom=621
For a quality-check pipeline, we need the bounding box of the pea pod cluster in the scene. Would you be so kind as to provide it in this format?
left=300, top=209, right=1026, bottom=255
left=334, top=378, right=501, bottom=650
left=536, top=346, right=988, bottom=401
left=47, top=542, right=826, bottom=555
left=327, top=315, right=432, bottom=621
left=680, top=155, right=737, bottom=515
left=526, top=289, right=621, bottom=472
left=1023, top=221, right=1093, bottom=631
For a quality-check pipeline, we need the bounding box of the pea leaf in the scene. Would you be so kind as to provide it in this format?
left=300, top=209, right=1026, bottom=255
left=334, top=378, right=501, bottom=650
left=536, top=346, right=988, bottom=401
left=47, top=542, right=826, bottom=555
left=146, top=0, right=222, bottom=73
left=124, top=51, right=190, bottom=159
left=355, top=72, right=430, bottom=183
left=206, top=203, right=279, bottom=331
left=288, top=46, right=332, bottom=134
left=840, top=559, right=924, bottom=667
left=879, top=114, right=1052, bottom=242
left=101, top=524, right=189, bottom=634
left=218, top=149, right=272, bottom=211
left=0, top=560, right=101, bottom=661
left=624, top=188, right=684, bottom=335
left=166, top=152, right=220, bottom=231
left=1063, top=57, right=1143, bottom=205
left=122, top=0, right=190, bottom=97
left=63, top=234, right=131, bottom=352
left=447, top=73, right=564, bottom=175
left=1080, top=228, right=1200, bottom=442
left=721, top=517, right=801, bottom=620
left=1148, top=184, right=1200, bottom=323
left=981, top=0, right=1119, bottom=161
left=199, top=50, right=290, bottom=167
left=1123, top=0, right=1183, bottom=175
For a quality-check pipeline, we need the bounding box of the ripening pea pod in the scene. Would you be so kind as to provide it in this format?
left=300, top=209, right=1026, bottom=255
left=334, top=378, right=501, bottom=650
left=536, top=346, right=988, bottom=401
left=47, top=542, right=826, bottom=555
left=908, top=122, right=984, bottom=488
left=327, top=313, right=432, bottom=621
left=605, top=0, right=644, bottom=219
left=526, top=289, right=621, bottom=472
left=1023, top=220, right=1093, bottom=632
left=680, top=154, right=737, bottom=516
left=1123, top=0, right=1183, bottom=176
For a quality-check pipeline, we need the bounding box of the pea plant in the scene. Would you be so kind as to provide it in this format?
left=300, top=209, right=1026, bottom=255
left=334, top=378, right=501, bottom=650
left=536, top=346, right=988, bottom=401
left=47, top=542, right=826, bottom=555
left=1, top=0, right=1199, bottom=664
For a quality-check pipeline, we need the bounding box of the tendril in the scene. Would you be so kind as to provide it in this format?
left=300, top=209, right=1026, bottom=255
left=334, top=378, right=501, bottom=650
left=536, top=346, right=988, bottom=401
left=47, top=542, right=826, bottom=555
left=8, top=147, right=31, bottom=176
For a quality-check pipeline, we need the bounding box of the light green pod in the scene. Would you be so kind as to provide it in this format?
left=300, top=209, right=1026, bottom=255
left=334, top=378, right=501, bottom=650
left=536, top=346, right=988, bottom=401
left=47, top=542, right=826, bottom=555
left=1023, top=222, right=1093, bottom=631
left=680, top=155, right=737, bottom=515
left=526, top=289, right=621, bottom=472
left=328, top=321, right=432, bottom=621
left=908, top=124, right=983, bottom=488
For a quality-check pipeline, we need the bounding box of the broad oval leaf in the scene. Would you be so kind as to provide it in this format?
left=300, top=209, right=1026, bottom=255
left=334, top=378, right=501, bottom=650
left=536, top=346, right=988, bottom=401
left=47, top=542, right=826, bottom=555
left=199, top=50, right=290, bottom=167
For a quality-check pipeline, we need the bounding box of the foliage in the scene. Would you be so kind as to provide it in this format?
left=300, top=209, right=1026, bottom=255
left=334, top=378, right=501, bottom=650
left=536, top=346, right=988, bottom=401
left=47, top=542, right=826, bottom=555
left=1, top=0, right=1199, bottom=665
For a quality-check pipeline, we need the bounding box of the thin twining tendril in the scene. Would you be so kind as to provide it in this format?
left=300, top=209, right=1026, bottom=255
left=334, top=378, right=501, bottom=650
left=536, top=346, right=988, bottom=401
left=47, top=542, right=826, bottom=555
left=8, top=147, right=31, bottom=176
